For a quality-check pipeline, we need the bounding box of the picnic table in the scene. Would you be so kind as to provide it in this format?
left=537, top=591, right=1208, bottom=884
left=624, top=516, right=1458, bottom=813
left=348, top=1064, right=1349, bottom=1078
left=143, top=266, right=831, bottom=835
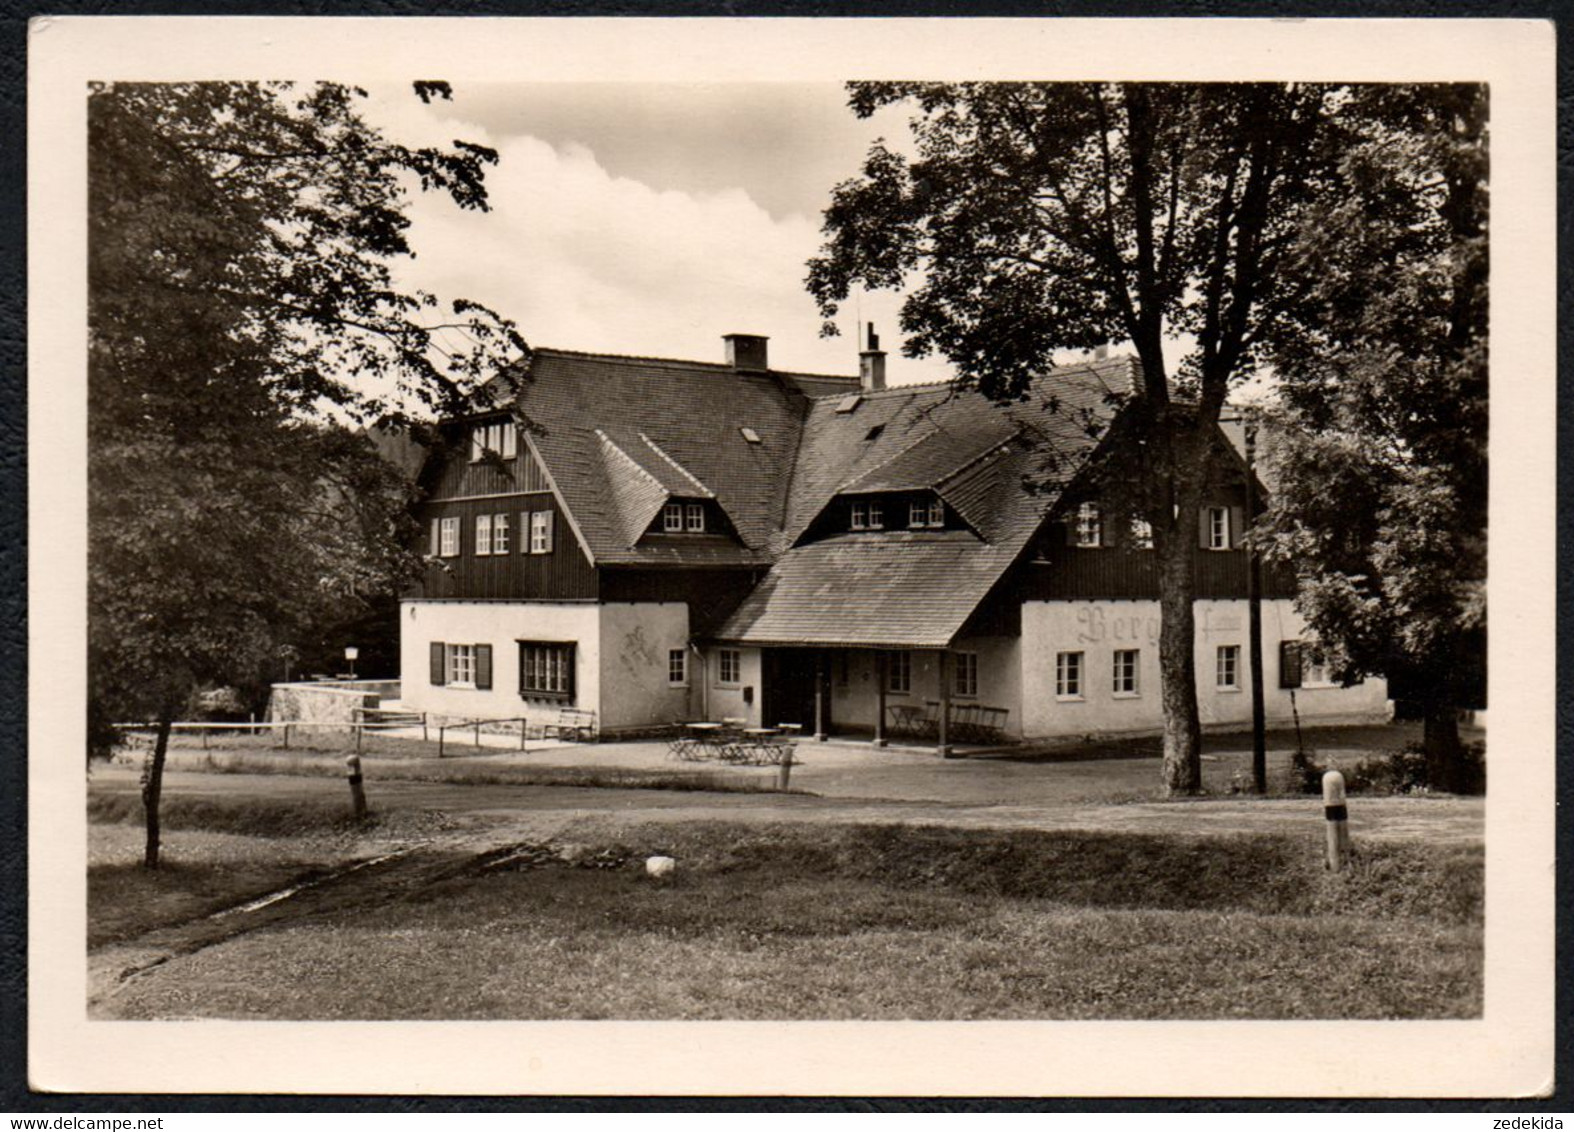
left=668, top=722, right=792, bottom=765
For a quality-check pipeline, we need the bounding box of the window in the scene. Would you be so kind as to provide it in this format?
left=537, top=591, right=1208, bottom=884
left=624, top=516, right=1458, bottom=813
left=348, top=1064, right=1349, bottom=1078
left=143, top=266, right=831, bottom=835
left=954, top=652, right=979, bottom=697
left=1076, top=502, right=1102, bottom=547
left=492, top=513, right=510, bottom=554
left=740, top=427, right=761, bottom=444
left=685, top=502, right=705, bottom=532
left=910, top=498, right=945, bottom=529
left=865, top=424, right=885, bottom=442
left=519, top=641, right=574, bottom=700
left=1279, top=641, right=1303, bottom=689
left=867, top=500, right=884, bottom=529
left=433, top=642, right=491, bottom=690
left=1207, top=506, right=1230, bottom=550
left=718, top=648, right=741, bottom=685
left=1056, top=651, right=1083, bottom=699
left=1217, top=645, right=1240, bottom=690
left=851, top=501, right=868, bottom=530
left=529, top=510, right=554, bottom=554
left=474, top=514, right=492, bottom=556
left=1304, top=647, right=1331, bottom=686
left=1130, top=518, right=1154, bottom=549
left=439, top=516, right=460, bottom=557
left=472, top=421, right=517, bottom=461
left=500, top=424, right=517, bottom=460
left=887, top=650, right=911, bottom=694
left=663, top=502, right=684, bottom=532
left=1112, top=648, right=1140, bottom=695
left=668, top=648, right=687, bottom=686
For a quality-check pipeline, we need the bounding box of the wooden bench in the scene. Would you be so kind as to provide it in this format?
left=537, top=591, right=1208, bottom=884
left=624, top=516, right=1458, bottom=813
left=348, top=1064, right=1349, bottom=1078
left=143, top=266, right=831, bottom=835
left=541, top=708, right=597, bottom=742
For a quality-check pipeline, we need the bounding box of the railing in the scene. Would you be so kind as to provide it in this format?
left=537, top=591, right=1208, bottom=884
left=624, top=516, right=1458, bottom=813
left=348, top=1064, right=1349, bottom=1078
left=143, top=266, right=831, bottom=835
left=114, top=718, right=408, bottom=753
left=435, top=716, right=532, bottom=758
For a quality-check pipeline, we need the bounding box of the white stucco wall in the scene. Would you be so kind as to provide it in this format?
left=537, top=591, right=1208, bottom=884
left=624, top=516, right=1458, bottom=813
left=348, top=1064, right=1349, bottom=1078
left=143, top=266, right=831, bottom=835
left=399, top=600, right=601, bottom=723
left=705, top=646, right=763, bottom=727
left=597, top=602, right=694, bottom=731
left=1019, top=598, right=1390, bottom=740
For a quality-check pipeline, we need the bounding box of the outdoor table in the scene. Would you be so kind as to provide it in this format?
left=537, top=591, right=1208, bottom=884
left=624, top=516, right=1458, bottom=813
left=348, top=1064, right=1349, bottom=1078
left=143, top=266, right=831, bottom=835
left=887, top=704, right=925, bottom=738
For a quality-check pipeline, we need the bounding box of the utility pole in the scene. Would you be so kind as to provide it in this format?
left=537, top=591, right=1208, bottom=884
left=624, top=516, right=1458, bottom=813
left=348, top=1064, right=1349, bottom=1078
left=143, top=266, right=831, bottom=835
left=1245, top=422, right=1267, bottom=794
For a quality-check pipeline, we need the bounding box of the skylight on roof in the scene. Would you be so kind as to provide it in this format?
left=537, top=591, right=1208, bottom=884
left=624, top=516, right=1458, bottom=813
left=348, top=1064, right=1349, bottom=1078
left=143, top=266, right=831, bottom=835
left=834, top=394, right=862, bottom=413
left=865, top=424, right=885, bottom=441
left=740, top=427, right=762, bottom=444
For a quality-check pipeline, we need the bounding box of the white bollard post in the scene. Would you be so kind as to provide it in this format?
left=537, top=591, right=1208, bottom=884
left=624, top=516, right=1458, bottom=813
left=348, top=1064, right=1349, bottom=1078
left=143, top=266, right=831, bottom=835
left=1322, top=769, right=1350, bottom=871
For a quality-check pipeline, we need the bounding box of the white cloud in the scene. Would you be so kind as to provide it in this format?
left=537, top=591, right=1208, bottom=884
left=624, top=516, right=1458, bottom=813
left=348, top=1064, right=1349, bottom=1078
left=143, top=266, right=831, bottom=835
left=365, top=86, right=954, bottom=384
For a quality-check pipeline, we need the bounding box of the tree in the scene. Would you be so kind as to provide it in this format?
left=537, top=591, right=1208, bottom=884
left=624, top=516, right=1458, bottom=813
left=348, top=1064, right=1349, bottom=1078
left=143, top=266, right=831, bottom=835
left=89, top=81, right=527, bottom=866
left=808, top=83, right=1346, bottom=794
left=1254, top=85, right=1487, bottom=791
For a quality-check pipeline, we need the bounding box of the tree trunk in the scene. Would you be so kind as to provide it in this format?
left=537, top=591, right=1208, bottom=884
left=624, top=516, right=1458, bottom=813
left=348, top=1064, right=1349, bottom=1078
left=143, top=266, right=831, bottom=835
left=1422, top=703, right=1462, bottom=794
left=1158, top=529, right=1203, bottom=795
left=142, top=707, right=173, bottom=870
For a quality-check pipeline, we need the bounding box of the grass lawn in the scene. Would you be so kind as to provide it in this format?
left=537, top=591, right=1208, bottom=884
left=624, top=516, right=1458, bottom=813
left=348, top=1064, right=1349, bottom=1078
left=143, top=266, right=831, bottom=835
left=93, top=818, right=1483, bottom=1021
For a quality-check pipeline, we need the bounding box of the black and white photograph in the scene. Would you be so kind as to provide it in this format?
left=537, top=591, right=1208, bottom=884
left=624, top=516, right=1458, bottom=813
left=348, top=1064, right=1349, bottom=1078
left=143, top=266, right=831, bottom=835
left=28, top=16, right=1555, bottom=1098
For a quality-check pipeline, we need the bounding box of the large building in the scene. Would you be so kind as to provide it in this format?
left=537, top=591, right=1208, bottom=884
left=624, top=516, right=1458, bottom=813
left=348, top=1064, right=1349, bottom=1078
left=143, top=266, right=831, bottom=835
left=398, top=332, right=1388, bottom=747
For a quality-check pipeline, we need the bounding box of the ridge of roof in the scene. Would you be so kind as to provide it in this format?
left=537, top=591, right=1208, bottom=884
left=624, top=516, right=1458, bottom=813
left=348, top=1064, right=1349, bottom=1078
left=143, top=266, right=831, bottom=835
left=807, top=354, right=1141, bottom=402
left=530, top=345, right=858, bottom=386
left=637, top=432, right=714, bottom=498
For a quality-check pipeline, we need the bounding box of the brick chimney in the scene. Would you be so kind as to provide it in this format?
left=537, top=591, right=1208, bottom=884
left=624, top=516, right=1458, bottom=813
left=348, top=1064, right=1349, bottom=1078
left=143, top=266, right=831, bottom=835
left=859, top=323, right=886, bottom=392
left=723, top=333, right=769, bottom=372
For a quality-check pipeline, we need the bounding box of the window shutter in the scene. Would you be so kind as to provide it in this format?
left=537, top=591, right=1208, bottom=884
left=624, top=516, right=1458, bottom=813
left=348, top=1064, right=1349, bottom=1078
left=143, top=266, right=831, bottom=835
left=1279, top=641, right=1302, bottom=688
left=564, top=644, right=577, bottom=701
left=1198, top=507, right=1212, bottom=549
left=429, top=518, right=440, bottom=557
left=1065, top=519, right=1079, bottom=546
left=475, top=644, right=493, bottom=690
left=520, top=512, right=529, bottom=554
left=430, top=641, right=446, bottom=686
left=543, top=510, right=555, bottom=553
left=1229, top=505, right=1245, bottom=548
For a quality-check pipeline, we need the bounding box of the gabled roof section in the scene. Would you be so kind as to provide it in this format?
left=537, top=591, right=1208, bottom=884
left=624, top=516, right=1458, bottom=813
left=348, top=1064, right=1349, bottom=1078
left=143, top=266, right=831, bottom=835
left=507, top=347, right=846, bottom=566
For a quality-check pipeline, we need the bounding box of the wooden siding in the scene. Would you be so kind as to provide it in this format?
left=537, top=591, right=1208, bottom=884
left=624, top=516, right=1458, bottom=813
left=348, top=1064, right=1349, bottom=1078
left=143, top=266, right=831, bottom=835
left=426, top=431, right=550, bottom=500
left=418, top=494, right=598, bottom=600
left=600, top=567, right=766, bottom=636
left=1026, top=547, right=1297, bottom=601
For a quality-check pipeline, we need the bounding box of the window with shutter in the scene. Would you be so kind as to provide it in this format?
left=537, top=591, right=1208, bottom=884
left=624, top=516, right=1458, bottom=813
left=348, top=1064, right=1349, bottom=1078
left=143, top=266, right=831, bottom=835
left=1279, top=641, right=1303, bottom=688
left=430, top=641, right=446, bottom=686
left=1229, top=505, right=1245, bottom=548
left=475, top=514, right=492, bottom=556
left=475, top=644, right=493, bottom=690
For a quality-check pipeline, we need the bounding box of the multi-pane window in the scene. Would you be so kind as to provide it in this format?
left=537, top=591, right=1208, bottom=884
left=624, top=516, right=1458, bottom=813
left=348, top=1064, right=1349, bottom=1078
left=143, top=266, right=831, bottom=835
left=887, top=650, right=911, bottom=694
left=852, top=501, right=869, bottom=530
left=439, top=516, right=460, bottom=557
left=1304, top=647, right=1331, bottom=686
left=529, top=510, right=553, bottom=554
left=1130, top=518, right=1154, bottom=549
left=472, top=421, right=518, bottom=461
left=475, top=513, right=493, bottom=556
left=718, top=649, right=741, bottom=685
left=663, top=502, right=684, bottom=532
left=1217, top=645, right=1240, bottom=690
left=909, top=498, right=945, bottom=529
left=446, top=644, right=476, bottom=687
left=954, top=652, right=979, bottom=697
left=1056, top=651, right=1083, bottom=698
left=685, top=502, right=705, bottom=532
left=492, top=513, right=510, bottom=554
left=1207, top=506, right=1230, bottom=550
left=1076, top=502, right=1102, bottom=547
left=519, top=642, right=574, bottom=700
left=1112, top=649, right=1140, bottom=695
left=867, top=500, right=884, bottom=529
left=668, top=648, right=687, bottom=686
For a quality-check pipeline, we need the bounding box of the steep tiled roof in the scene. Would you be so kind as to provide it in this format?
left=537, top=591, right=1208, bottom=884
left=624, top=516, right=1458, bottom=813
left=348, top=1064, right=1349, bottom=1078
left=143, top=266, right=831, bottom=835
left=713, top=358, right=1135, bottom=647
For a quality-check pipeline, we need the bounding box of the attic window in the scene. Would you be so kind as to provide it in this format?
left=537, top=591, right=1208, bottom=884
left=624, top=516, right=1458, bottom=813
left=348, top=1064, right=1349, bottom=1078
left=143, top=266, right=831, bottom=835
left=864, top=424, right=885, bottom=442
left=834, top=394, right=862, bottom=414
left=740, top=427, right=762, bottom=444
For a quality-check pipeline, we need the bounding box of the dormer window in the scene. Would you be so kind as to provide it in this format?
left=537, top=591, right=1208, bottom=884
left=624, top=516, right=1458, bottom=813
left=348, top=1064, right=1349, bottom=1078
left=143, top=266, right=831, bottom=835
left=470, top=420, right=518, bottom=462
left=661, top=500, right=707, bottom=533
left=851, top=500, right=884, bottom=531
left=909, top=498, right=945, bottom=529
left=1076, top=502, right=1102, bottom=548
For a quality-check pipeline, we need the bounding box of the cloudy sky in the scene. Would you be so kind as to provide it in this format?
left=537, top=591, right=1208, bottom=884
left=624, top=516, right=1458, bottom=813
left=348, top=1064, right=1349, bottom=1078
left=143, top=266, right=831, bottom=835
left=364, top=82, right=959, bottom=386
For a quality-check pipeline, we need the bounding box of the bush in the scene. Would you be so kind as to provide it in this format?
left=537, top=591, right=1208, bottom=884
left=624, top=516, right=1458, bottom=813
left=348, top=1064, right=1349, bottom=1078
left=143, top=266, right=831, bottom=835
left=1292, top=740, right=1485, bottom=796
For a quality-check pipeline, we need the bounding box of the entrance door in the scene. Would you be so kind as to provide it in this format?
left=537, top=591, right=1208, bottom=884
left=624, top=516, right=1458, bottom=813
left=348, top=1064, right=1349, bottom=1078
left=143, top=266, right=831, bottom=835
left=761, top=648, right=821, bottom=731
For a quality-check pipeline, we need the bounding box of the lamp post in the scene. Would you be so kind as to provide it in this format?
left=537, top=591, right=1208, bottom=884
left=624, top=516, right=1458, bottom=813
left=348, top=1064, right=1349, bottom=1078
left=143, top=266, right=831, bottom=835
left=344, top=646, right=359, bottom=680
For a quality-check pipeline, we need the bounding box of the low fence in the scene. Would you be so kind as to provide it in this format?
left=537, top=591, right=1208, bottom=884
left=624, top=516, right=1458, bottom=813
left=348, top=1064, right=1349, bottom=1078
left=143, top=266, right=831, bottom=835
left=113, top=717, right=428, bottom=754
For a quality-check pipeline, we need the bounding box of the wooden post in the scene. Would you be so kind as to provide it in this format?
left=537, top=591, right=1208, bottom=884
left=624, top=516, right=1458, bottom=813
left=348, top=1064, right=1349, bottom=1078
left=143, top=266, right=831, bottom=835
left=937, top=650, right=953, bottom=759
left=201, top=727, right=209, bottom=751
left=475, top=721, right=482, bottom=748
left=1323, top=769, right=1350, bottom=871
left=777, top=746, right=794, bottom=791
left=519, top=720, right=527, bottom=751
left=873, top=651, right=888, bottom=747
left=345, top=755, right=367, bottom=822
left=283, top=723, right=291, bottom=750
left=356, top=719, right=364, bottom=754
left=421, top=713, right=428, bottom=743
left=813, top=651, right=828, bottom=742
left=438, top=725, right=445, bottom=759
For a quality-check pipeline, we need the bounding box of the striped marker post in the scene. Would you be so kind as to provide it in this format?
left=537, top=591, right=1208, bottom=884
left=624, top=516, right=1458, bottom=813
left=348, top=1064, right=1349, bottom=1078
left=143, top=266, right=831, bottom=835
left=345, top=754, right=367, bottom=822
left=1323, top=769, right=1349, bottom=871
